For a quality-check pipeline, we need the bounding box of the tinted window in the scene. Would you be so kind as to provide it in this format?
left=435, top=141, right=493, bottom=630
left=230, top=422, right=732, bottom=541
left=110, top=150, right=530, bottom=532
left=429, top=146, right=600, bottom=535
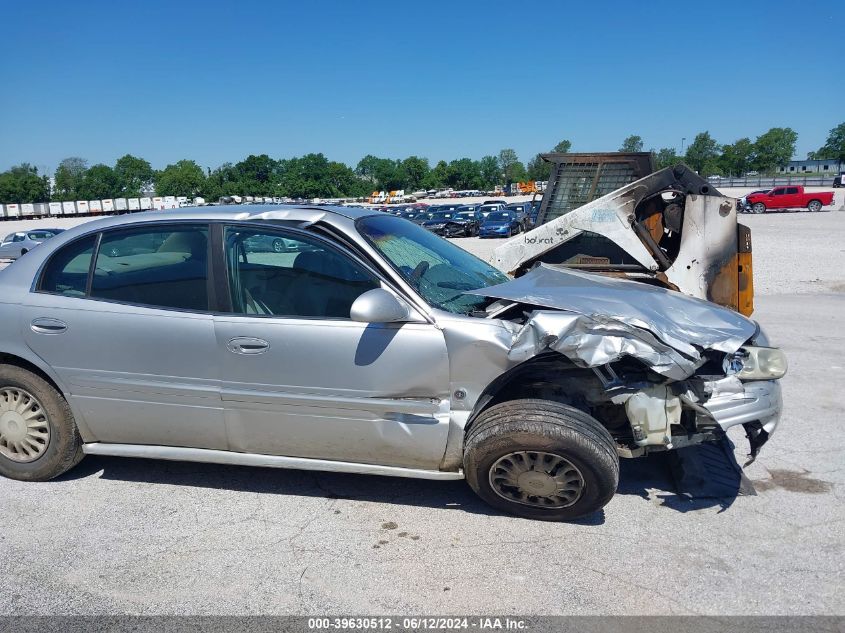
left=39, top=235, right=96, bottom=297
left=90, top=225, right=209, bottom=310
left=486, top=212, right=513, bottom=221
left=786, top=187, right=799, bottom=194
left=225, top=227, right=379, bottom=318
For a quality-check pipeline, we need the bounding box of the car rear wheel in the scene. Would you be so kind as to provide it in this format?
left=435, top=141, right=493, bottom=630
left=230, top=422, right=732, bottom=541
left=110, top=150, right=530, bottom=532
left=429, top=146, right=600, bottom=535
left=807, top=200, right=822, bottom=213
left=0, top=365, right=83, bottom=482
left=464, top=399, right=619, bottom=521
left=272, top=238, right=286, bottom=253
left=752, top=202, right=766, bottom=214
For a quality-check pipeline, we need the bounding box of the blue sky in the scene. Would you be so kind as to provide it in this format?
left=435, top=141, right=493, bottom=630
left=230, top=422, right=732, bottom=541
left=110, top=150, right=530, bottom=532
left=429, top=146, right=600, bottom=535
left=1, top=0, right=842, bottom=173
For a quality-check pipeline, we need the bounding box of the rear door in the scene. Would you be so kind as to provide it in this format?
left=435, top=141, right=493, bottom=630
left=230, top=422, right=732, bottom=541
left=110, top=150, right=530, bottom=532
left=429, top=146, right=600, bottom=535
left=212, top=224, right=451, bottom=470
left=20, top=224, right=227, bottom=449
left=783, top=186, right=801, bottom=208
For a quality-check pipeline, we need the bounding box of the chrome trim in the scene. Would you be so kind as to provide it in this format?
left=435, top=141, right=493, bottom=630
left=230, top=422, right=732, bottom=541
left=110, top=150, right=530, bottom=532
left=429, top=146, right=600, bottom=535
left=82, top=443, right=464, bottom=480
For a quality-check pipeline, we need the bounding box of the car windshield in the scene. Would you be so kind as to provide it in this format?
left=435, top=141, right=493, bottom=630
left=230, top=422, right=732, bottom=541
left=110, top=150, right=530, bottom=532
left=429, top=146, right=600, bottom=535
left=486, top=212, right=512, bottom=221
left=457, top=212, right=475, bottom=218
left=357, top=214, right=509, bottom=315
left=27, top=231, right=57, bottom=240
left=430, top=212, right=454, bottom=220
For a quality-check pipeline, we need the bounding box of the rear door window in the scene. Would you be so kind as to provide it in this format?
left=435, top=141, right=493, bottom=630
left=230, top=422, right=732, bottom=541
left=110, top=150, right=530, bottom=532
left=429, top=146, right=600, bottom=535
left=90, top=225, right=210, bottom=311
left=39, top=235, right=96, bottom=297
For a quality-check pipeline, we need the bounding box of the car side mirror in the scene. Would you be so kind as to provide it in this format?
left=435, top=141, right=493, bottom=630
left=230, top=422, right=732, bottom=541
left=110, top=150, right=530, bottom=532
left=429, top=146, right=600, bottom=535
left=350, top=288, right=411, bottom=323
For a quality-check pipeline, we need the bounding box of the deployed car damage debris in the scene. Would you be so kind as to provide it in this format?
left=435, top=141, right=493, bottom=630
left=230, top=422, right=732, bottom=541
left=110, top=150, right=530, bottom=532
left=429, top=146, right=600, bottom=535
left=494, top=162, right=755, bottom=316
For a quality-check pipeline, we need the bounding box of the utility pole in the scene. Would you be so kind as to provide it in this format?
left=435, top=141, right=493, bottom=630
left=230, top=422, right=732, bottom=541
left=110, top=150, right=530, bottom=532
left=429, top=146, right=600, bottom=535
left=680, top=137, right=686, bottom=155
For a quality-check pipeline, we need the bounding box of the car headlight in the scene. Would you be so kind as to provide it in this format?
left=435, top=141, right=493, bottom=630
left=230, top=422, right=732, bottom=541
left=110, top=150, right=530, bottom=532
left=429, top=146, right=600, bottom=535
left=726, top=346, right=788, bottom=380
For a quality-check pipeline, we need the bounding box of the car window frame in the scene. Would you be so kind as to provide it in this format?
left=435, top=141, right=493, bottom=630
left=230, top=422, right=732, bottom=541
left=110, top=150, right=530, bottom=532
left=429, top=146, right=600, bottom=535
left=217, top=221, right=395, bottom=322
left=35, top=221, right=216, bottom=315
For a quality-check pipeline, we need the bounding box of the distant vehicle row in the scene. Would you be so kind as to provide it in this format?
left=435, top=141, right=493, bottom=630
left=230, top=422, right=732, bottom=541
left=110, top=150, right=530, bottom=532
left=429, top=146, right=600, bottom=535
left=0, top=196, right=209, bottom=220
left=377, top=200, right=541, bottom=238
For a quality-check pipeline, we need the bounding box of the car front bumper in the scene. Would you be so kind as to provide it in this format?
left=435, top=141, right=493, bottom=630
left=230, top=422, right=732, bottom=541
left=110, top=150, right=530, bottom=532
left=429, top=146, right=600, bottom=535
left=701, top=379, right=782, bottom=460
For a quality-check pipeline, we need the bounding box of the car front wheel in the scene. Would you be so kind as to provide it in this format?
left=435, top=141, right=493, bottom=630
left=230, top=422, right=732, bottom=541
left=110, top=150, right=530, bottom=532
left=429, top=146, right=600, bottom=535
left=0, top=365, right=83, bottom=482
left=752, top=202, right=766, bottom=214
left=464, top=399, right=619, bottom=521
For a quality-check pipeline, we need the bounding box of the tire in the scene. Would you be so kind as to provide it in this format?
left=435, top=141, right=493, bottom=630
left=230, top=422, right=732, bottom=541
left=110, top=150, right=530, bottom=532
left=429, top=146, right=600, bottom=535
left=19, top=249, right=27, bottom=256
left=807, top=200, right=822, bottom=213
left=0, top=365, right=83, bottom=482
left=752, top=202, right=766, bottom=214
left=272, top=238, right=285, bottom=253
left=464, top=399, right=619, bottom=521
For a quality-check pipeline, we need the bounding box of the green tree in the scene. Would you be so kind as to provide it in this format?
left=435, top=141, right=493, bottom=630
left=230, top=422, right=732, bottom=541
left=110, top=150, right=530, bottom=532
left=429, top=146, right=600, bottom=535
left=478, top=155, right=500, bottom=189
left=78, top=164, right=120, bottom=199
left=812, top=122, right=845, bottom=161
left=552, top=139, right=572, bottom=153
left=619, top=135, right=643, bottom=152
left=0, top=164, right=50, bottom=203
left=155, top=160, right=206, bottom=197
left=399, top=156, right=430, bottom=191
left=234, top=154, right=280, bottom=196
left=53, top=157, right=88, bottom=201
left=498, top=148, right=525, bottom=185
left=684, top=132, right=720, bottom=173
left=422, top=160, right=449, bottom=190
left=526, top=153, right=551, bottom=181
left=751, top=127, right=797, bottom=173
left=651, top=148, right=680, bottom=170
left=719, top=138, right=754, bottom=176
left=445, top=158, right=483, bottom=190
left=113, top=154, right=153, bottom=197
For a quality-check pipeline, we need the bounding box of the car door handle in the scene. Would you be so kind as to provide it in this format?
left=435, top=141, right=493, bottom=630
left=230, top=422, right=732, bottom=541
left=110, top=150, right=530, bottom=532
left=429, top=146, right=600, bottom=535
left=30, top=318, right=68, bottom=335
left=227, top=337, right=270, bottom=355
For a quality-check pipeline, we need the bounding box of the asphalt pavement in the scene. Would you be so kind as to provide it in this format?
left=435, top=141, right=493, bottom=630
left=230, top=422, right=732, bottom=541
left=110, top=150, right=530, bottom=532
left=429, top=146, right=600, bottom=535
left=0, top=211, right=842, bottom=615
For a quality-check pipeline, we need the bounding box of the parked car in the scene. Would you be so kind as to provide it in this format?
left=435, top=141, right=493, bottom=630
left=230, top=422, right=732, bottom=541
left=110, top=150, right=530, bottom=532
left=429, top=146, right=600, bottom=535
left=0, top=229, right=64, bottom=260
left=505, top=202, right=532, bottom=230
left=451, top=209, right=483, bottom=236
left=0, top=206, right=785, bottom=521
left=421, top=211, right=467, bottom=237
left=833, top=174, right=843, bottom=188
left=479, top=210, right=522, bottom=238
left=737, top=190, right=771, bottom=213
left=478, top=203, right=506, bottom=218
left=745, top=186, right=834, bottom=213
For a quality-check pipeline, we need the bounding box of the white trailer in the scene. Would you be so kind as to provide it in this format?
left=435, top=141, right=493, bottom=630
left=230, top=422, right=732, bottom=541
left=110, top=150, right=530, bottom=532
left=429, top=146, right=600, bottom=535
left=21, top=203, right=36, bottom=218
left=5, top=204, right=20, bottom=218
left=127, top=198, right=140, bottom=212
left=152, top=197, right=164, bottom=210
left=62, top=201, right=77, bottom=215
left=102, top=199, right=115, bottom=214
left=140, top=197, right=152, bottom=210
left=33, top=203, right=49, bottom=217
left=0, top=204, right=4, bottom=219
left=49, top=202, right=63, bottom=216
left=114, top=198, right=128, bottom=213
left=193, top=197, right=206, bottom=206
left=88, top=200, right=103, bottom=215
left=76, top=200, right=89, bottom=215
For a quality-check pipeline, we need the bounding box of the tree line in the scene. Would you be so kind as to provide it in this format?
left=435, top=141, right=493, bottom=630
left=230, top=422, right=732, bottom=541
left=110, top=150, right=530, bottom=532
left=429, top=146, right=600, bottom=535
left=1, top=123, right=843, bottom=204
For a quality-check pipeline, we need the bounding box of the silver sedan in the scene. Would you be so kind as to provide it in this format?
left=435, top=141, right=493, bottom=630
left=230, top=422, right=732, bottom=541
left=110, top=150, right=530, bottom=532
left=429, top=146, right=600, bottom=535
left=0, top=228, right=64, bottom=259
left=0, top=205, right=786, bottom=520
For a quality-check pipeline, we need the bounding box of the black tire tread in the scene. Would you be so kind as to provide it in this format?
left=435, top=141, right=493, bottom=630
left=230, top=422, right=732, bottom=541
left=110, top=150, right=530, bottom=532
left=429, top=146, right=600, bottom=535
left=0, top=364, right=83, bottom=482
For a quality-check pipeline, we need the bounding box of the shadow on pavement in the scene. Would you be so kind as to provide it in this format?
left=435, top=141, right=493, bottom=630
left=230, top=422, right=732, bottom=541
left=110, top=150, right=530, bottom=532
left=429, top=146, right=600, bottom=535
left=58, top=444, right=746, bottom=520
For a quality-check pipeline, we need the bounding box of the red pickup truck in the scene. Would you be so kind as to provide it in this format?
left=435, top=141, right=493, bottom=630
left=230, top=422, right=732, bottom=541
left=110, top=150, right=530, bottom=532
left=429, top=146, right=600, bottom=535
left=745, top=185, right=834, bottom=213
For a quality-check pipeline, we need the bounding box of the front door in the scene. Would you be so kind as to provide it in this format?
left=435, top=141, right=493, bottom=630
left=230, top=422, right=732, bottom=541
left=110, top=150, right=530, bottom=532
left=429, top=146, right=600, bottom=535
left=213, top=225, right=451, bottom=470
left=21, top=225, right=227, bottom=449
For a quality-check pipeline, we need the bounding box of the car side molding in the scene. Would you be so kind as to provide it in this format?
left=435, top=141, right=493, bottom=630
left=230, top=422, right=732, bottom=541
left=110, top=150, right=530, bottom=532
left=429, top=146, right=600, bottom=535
left=82, top=443, right=465, bottom=480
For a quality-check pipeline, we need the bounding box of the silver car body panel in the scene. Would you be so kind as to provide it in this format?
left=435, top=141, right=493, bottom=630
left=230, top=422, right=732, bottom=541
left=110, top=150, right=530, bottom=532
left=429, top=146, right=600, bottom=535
left=82, top=443, right=464, bottom=480
left=465, top=264, right=756, bottom=380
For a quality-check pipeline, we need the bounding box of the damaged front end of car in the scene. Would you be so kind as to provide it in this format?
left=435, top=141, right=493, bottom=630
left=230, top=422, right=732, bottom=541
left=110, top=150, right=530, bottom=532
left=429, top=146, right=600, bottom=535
left=461, top=264, right=785, bottom=465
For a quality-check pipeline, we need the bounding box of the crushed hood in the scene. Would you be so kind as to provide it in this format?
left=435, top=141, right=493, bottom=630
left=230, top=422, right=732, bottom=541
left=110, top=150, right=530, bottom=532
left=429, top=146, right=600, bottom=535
left=466, top=264, right=756, bottom=380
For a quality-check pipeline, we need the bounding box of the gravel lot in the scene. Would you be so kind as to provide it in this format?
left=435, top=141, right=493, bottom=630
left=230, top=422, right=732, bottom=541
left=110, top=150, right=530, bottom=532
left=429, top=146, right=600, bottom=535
left=0, top=207, right=843, bottom=616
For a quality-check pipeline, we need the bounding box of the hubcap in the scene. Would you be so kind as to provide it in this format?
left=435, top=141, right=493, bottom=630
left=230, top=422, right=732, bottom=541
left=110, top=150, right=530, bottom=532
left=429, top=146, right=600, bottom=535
left=489, top=451, right=585, bottom=509
left=0, top=387, right=51, bottom=463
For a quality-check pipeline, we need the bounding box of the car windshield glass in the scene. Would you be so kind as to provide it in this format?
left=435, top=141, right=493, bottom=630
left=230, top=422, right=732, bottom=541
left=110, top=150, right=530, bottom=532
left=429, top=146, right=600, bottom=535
left=486, top=212, right=512, bottom=221
left=431, top=212, right=454, bottom=220
left=27, top=231, right=56, bottom=240
left=357, top=214, right=509, bottom=315
left=457, top=212, right=474, bottom=218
